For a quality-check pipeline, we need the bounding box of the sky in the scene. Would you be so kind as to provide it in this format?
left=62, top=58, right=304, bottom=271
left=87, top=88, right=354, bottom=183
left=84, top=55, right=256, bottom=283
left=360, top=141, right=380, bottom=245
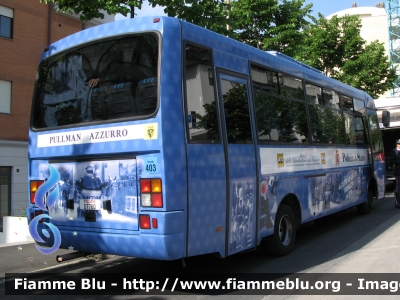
left=116, top=0, right=383, bottom=20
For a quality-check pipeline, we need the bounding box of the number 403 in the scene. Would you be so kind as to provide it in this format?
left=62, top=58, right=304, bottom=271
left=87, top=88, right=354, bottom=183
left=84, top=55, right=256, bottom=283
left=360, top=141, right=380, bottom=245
left=146, top=164, right=156, bottom=172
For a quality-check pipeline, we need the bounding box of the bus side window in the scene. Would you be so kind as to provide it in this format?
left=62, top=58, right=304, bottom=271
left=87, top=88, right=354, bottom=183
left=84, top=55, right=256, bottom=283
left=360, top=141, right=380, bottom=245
left=185, top=43, right=220, bottom=143
left=306, top=84, right=344, bottom=145
left=344, top=113, right=367, bottom=145
left=251, top=64, right=307, bottom=144
left=368, top=113, right=384, bottom=159
left=343, top=97, right=368, bottom=146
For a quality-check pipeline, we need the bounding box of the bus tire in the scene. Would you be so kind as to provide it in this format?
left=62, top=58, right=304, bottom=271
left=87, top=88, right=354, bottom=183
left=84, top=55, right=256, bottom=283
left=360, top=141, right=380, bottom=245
left=357, top=190, right=373, bottom=215
left=263, top=204, right=296, bottom=256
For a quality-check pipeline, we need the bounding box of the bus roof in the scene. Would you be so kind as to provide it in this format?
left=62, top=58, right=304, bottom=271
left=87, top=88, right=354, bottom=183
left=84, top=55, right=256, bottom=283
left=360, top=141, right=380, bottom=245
left=179, top=18, right=375, bottom=109
left=40, top=16, right=375, bottom=109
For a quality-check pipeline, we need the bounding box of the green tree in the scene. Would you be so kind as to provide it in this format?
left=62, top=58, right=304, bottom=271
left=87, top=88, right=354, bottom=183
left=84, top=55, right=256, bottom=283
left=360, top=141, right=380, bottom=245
left=40, top=0, right=143, bottom=20
left=297, top=13, right=396, bottom=98
left=40, top=0, right=233, bottom=36
left=230, top=0, right=312, bottom=57
left=157, top=0, right=233, bottom=36
left=337, top=41, right=397, bottom=98
left=296, top=14, right=365, bottom=77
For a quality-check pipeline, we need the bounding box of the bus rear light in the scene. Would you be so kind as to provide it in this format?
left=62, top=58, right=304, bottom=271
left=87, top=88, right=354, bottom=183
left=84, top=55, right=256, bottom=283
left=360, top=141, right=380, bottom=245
left=141, top=194, right=152, bottom=207
left=152, top=218, right=158, bottom=228
left=140, top=178, right=163, bottom=208
left=35, top=210, right=43, bottom=223
left=30, top=193, right=36, bottom=205
left=30, top=180, right=44, bottom=204
left=152, top=194, right=163, bottom=207
left=151, top=179, right=162, bottom=192
left=139, top=215, right=151, bottom=229
left=140, top=179, right=151, bottom=193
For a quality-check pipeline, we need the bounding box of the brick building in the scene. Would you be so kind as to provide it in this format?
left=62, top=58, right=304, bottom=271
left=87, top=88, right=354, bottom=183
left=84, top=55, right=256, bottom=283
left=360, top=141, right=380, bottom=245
left=0, top=0, right=114, bottom=230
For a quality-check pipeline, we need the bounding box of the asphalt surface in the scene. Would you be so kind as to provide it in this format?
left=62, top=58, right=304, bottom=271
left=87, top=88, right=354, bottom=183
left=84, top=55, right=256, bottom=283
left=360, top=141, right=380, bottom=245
left=0, top=240, right=96, bottom=279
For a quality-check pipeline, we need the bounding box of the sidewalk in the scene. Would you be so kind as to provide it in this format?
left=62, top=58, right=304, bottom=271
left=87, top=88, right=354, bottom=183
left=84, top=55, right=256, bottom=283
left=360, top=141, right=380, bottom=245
left=0, top=217, right=33, bottom=245
left=0, top=240, right=94, bottom=280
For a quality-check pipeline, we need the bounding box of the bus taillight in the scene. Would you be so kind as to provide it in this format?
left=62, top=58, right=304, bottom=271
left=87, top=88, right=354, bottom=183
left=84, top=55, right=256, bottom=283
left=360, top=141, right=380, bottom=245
left=30, top=210, right=44, bottom=223
left=139, top=215, right=151, bottom=229
left=140, top=178, right=163, bottom=208
left=30, top=180, right=44, bottom=204
left=140, top=179, right=151, bottom=193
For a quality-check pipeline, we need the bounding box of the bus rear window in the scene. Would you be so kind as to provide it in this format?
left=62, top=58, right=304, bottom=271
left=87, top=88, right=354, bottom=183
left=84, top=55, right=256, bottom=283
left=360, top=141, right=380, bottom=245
left=32, top=33, right=159, bottom=129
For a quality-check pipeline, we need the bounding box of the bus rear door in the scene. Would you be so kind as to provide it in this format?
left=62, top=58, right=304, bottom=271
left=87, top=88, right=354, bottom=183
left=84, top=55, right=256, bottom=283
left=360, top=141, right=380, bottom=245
left=216, top=71, right=258, bottom=256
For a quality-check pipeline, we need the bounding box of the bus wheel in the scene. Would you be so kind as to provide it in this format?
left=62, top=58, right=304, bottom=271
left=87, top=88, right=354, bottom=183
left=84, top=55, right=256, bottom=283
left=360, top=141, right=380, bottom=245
left=263, top=204, right=296, bottom=256
left=357, top=190, right=373, bottom=215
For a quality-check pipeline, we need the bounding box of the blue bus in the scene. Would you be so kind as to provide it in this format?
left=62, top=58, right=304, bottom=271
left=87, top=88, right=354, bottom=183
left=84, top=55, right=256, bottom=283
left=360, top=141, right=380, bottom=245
left=27, top=16, right=385, bottom=260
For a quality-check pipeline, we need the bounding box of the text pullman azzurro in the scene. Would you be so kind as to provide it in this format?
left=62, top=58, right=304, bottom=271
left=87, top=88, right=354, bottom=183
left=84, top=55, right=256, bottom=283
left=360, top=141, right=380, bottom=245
left=49, top=129, right=129, bottom=144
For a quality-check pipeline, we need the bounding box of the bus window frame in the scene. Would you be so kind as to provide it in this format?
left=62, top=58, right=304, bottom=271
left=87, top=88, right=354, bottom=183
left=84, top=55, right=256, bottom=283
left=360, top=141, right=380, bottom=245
left=30, top=31, right=162, bottom=132
left=340, top=94, right=369, bottom=147
left=250, top=61, right=309, bottom=145
left=183, top=40, right=221, bottom=144
left=305, top=82, right=346, bottom=146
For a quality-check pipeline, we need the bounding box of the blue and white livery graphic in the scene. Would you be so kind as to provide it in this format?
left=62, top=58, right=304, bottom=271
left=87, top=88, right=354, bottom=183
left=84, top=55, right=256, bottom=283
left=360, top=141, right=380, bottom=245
left=29, top=165, right=62, bottom=254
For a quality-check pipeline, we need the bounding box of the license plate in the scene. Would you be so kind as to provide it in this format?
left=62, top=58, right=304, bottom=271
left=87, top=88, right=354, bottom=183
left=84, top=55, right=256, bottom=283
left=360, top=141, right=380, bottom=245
left=80, top=199, right=101, bottom=210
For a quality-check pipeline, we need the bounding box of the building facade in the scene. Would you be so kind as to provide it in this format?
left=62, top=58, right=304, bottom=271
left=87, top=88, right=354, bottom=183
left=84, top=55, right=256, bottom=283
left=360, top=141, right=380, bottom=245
left=0, top=0, right=113, bottom=231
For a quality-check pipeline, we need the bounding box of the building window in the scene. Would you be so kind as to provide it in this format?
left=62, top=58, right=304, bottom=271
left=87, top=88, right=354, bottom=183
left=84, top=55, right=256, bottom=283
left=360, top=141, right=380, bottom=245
left=0, top=80, right=11, bottom=113
left=0, top=167, right=11, bottom=232
left=0, top=5, right=13, bottom=39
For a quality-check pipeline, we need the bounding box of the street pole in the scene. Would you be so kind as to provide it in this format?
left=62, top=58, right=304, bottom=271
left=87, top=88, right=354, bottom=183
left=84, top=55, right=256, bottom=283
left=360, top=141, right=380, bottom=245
left=130, top=5, right=135, bottom=18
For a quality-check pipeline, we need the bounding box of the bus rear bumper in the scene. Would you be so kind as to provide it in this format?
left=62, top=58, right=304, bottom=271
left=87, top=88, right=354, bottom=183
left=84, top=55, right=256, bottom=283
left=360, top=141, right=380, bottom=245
left=57, top=230, right=185, bottom=260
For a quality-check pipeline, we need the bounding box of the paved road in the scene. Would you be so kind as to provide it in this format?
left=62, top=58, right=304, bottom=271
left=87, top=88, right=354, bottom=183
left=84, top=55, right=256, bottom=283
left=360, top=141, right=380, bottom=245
left=0, top=241, right=95, bottom=279
left=1, top=188, right=400, bottom=299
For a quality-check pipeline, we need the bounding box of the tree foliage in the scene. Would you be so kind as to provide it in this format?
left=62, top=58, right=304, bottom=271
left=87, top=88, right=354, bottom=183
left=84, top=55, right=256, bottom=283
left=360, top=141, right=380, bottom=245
left=40, top=0, right=396, bottom=97
left=337, top=41, right=397, bottom=98
left=40, top=0, right=142, bottom=20
left=40, top=0, right=233, bottom=36
left=156, top=0, right=233, bottom=36
left=296, top=14, right=365, bottom=77
left=229, top=0, right=312, bottom=57
left=296, top=13, right=396, bottom=98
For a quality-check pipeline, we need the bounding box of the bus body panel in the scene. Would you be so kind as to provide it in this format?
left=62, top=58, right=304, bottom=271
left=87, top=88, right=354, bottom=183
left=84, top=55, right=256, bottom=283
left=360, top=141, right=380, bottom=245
left=257, top=145, right=371, bottom=240
left=186, top=144, right=227, bottom=257
left=30, top=210, right=185, bottom=260
left=57, top=230, right=185, bottom=259
left=225, top=144, right=257, bottom=255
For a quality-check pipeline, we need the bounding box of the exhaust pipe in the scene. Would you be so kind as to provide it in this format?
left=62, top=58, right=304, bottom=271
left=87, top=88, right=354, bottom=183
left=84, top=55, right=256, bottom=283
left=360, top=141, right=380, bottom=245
left=56, top=251, right=88, bottom=263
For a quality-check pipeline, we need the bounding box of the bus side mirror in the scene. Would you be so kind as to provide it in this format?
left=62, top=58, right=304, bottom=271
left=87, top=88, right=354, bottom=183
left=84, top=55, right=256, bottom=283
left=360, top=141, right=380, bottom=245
left=382, top=110, right=390, bottom=127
